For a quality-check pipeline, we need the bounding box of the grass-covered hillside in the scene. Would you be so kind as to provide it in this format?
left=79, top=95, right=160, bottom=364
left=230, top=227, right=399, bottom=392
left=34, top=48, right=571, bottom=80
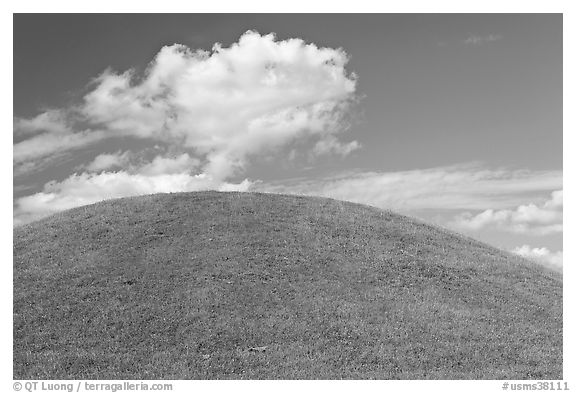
left=13, top=191, right=562, bottom=379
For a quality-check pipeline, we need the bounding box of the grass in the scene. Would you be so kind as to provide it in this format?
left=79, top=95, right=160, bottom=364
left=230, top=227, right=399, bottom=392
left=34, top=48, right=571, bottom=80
left=13, top=191, right=562, bottom=379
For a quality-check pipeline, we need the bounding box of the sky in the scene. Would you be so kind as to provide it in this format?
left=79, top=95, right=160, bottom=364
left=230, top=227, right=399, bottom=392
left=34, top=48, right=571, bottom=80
left=13, top=14, right=563, bottom=270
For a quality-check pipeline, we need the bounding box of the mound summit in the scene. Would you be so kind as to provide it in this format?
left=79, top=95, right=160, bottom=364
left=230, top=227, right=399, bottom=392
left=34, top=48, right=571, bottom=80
left=14, top=191, right=562, bottom=379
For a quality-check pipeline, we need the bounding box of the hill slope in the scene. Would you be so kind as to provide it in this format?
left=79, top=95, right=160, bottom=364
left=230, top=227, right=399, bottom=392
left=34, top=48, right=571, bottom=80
left=13, top=191, right=562, bottom=379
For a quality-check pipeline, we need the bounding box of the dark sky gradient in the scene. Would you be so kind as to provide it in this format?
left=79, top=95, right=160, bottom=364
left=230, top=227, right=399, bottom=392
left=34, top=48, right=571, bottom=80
left=14, top=14, right=562, bottom=176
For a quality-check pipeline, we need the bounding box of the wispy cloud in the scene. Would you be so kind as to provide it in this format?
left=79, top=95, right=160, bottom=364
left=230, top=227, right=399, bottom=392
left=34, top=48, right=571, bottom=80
left=16, top=161, right=561, bottom=227
left=253, top=164, right=562, bottom=271
left=14, top=129, right=107, bottom=166
left=463, top=34, right=502, bottom=45
left=13, top=109, right=72, bottom=137
left=255, top=164, right=562, bottom=212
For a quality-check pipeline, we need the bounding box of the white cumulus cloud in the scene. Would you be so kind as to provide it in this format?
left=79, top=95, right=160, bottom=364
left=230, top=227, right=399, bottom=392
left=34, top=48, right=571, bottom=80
left=85, top=151, right=133, bottom=172
left=512, top=245, right=563, bottom=271
left=451, top=190, right=563, bottom=235
left=312, top=136, right=360, bottom=157
left=137, top=153, right=201, bottom=176
left=14, top=171, right=252, bottom=226
left=14, top=31, right=358, bottom=180
left=14, top=31, right=360, bottom=224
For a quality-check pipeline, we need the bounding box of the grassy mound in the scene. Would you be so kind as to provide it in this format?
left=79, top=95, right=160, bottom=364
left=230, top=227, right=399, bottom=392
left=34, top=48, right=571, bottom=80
left=13, top=191, right=562, bottom=379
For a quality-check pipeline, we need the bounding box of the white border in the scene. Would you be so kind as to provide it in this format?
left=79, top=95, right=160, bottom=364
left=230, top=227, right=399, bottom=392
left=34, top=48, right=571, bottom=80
left=3, top=2, right=572, bottom=392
